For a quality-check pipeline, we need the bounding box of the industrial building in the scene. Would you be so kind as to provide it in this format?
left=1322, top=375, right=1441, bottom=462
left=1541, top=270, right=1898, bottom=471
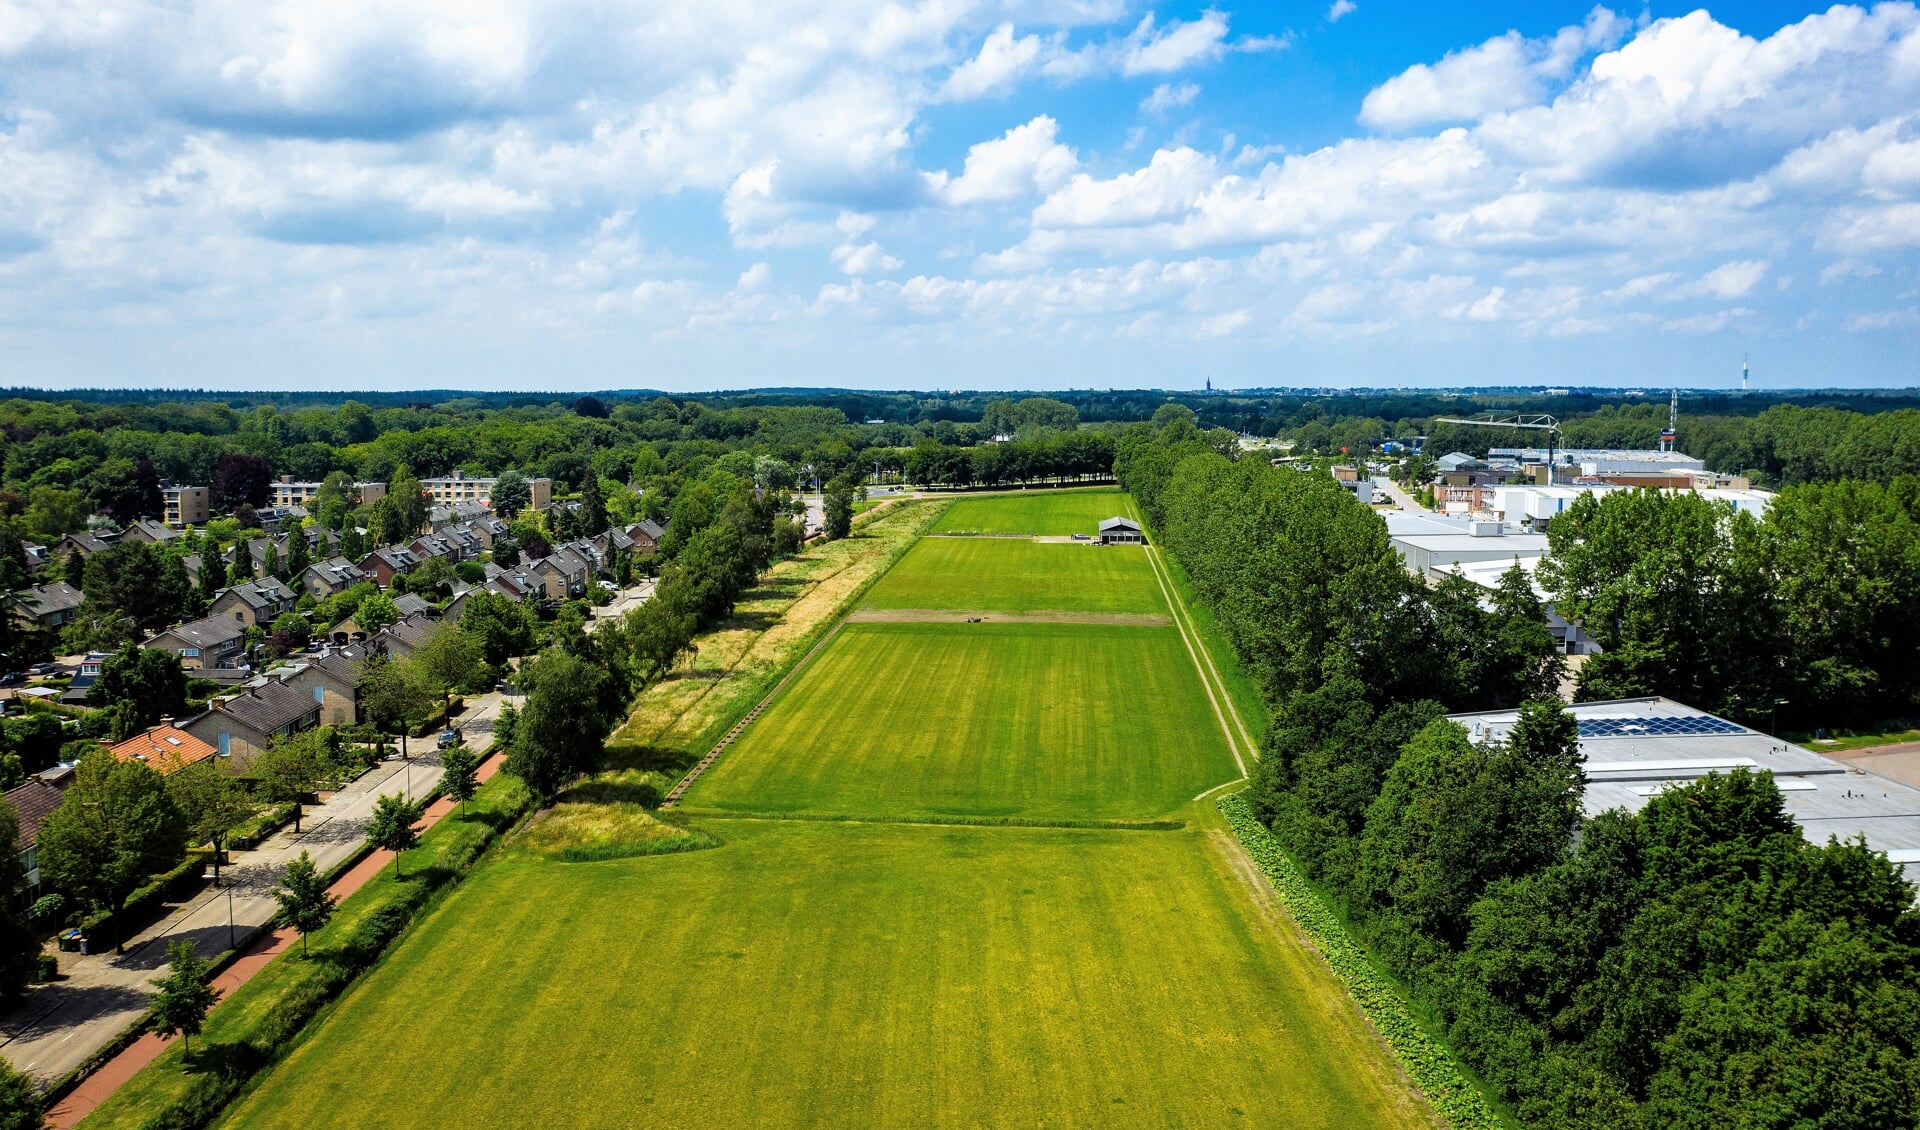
left=1448, top=697, right=1920, bottom=886
left=1385, top=512, right=1546, bottom=577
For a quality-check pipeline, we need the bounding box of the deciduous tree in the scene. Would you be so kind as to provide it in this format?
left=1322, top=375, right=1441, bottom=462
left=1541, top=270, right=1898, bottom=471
left=150, top=939, right=217, bottom=1062
left=38, top=755, right=188, bottom=952
left=273, top=850, right=333, bottom=957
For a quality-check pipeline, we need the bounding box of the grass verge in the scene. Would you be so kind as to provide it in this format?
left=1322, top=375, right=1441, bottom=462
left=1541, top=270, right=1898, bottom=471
left=74, top=771, right=534, bottom=1130
left=1219, top=792, right=1503, bottom=1130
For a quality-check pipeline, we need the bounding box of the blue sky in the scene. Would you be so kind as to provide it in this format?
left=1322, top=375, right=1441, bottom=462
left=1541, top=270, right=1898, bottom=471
left=0, top=1, right=1916, bottom=391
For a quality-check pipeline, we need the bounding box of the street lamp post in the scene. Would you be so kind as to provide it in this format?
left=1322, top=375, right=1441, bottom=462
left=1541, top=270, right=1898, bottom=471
left=227, top=886, right=235, bottom=952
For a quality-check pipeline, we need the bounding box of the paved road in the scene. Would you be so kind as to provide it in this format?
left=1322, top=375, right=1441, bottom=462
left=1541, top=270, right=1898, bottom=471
left=1371, top=476, right=1428, bottom=512
left=0, top=691, right=510, bottom=1088
left=587, top=580, right=656, bottom=632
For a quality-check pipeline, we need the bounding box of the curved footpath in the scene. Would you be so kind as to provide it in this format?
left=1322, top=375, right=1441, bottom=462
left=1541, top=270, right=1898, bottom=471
left=44, top=750, right=506, bottom=1128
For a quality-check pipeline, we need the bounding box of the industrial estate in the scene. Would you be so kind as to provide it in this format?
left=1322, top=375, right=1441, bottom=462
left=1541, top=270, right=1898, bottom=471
left=0, top=386, right=1918, bottom=1128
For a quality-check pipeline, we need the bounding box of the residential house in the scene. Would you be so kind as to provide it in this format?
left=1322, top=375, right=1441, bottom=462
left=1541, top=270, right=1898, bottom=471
left=300, top=556, right=370, bottom=599
left=55, top=531, right=117, bottom=562
left=266, top=651, right=362, bottom=726
left=252, top=506, right=307, bottom=534
left=3, top=778, right=65, bottom=893
left=391, top=593, right=435, bottom=619
left=122, top=519, right=180, bottom=546
left=147, top=615, right=248, bottom=673
left=180, top=681, right=322, bottom=770
left=409, top=533, right=460, bottom=565
left=12, top=583, right=84, bottom=632
left=374, top=611, right=441, bottom=657
left=105, top=722, right=218, bottom=776
left=209, top=577, right=298, bottom=628
left=59, top=651, right=112, bottom=706
left=624, top=520, right=665, bottom=554
left=359, top=545, right=423, bottom=588
left=428, top=501, right=492, bottom=529
left=528, top=548, right=589, bottom=601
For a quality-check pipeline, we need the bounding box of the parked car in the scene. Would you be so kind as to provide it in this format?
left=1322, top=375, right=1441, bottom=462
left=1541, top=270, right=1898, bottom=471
left=0, top=672, right=20, bottom=686
left=27, top=663, right=56, bottom=677
left=437, top=728, right=463, bottom=749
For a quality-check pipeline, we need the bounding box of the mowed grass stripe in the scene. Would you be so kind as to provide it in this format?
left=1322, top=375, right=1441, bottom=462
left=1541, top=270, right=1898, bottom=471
left=928, top=488, right=1138, bottom=536
left=218, top=821, right=1438, bottom=1130
left=684, top=622, right=1240, bottom=821
left=863, top=537, right=1164, bottom=615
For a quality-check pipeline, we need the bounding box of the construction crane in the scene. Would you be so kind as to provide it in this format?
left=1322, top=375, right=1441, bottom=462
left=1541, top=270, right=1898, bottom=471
left=1433, top=413, right=1563, bottom=484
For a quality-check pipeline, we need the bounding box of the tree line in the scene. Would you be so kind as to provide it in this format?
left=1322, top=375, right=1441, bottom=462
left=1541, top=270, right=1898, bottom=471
left=1120, top=409, right=1920, bottom=1129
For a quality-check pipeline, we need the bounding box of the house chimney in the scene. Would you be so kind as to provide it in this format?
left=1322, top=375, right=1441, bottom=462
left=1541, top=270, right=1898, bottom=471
left=159, top=716, right=173, bottom=727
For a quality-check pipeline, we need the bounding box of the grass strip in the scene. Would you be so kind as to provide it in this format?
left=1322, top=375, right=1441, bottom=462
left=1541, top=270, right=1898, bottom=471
left=1219, top=792, right=1504, bottom=1130
left=75, top=770, right=534, bottom=1130
left=676, top=808, right=1186, bottom=830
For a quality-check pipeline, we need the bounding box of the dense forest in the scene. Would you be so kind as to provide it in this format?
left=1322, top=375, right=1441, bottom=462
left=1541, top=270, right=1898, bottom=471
left=1120, top=409, right=1920, bottom=1130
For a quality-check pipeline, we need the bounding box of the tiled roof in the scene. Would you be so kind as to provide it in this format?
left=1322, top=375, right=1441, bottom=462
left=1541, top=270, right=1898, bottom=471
left=382, top=611, right=439, bottom=651
left=16, top=582, right=84, bottom=617
left=3, top=778, right=66, bottom=847
left=391, top=593, right=434, bottom=618
left=153, top=614, right=247, bottom=649
left=217, top=577, right=297, bottom=609
left=107, top=725, right=218, bottom=776
left=210, top=680, right=321, bottom=735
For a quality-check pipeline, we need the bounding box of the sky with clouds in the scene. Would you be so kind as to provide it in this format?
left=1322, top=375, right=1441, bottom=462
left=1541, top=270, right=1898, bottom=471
left=1, top=0, right=1916, bottom=391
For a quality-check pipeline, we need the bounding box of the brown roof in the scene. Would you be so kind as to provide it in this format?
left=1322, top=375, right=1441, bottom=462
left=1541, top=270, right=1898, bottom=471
left=2, top=779, right=66, bottom=848
left=106, top=725, right=219, bottom=776
left=209, top=680, right=322, bottom=736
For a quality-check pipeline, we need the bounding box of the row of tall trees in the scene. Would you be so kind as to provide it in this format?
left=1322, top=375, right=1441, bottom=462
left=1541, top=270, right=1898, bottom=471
left=1540, top=478, right=1920, bottom=731
left=1124, top=415, right=1920, bottom=1127
left=897, top=430, right=1118, bottom=489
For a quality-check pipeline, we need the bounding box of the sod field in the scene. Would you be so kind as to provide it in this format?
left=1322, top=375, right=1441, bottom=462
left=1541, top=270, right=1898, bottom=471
left=860, top=536, right=1166, bottom=616
left=219, top=821, right=1433, bottom=1130
left=201, top=490, right=1435, bottom=1130
left=683, top=621, right=1236, bottom=820
left=929, top=488, right=1139, bottom=535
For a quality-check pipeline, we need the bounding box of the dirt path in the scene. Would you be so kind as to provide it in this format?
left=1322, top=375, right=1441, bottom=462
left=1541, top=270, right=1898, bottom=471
left=44, top=752, right=505, bottom=1129
left=845, top=608, right=1172, bottom=626
left=1142, top=546, right=1256, bottom=773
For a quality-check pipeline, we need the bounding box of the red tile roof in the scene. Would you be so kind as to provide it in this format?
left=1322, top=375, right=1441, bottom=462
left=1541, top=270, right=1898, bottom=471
left=106, top=725, right=218, bottom=776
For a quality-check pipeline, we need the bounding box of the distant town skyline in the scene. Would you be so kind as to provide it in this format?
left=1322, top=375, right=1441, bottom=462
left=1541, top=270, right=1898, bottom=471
left=2, top=1, right=1916, bottom=390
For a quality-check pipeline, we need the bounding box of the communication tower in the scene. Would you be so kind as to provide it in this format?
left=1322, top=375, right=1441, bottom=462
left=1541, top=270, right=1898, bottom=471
left=1659, top=388, right=1678, bottom=452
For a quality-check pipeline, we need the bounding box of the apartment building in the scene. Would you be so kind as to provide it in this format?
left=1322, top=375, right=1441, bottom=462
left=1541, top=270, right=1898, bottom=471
left=162, top=484, right=211, bottom=527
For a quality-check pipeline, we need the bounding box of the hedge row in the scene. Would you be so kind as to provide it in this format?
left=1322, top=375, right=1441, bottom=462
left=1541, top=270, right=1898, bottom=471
left=76, top=768, right=533, bottom=1130
left=1219, top=793, right=1502, bottom=1130
left=78, top=849, right=213, bottom=941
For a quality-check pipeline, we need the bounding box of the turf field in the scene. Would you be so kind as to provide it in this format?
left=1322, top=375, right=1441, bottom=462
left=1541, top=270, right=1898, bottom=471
left=684, top=622, right=1237, bottom=820
left=861, top=536, right=1166, bottom=616
left=206, top=491, right=1434, bottom=1130
left=929, top=488, right=1139, bottom=535
left=219, top=821, right=1433, bottom=1130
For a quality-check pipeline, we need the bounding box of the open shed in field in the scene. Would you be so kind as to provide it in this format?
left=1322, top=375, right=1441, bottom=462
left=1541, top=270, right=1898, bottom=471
left=1098, top=517, right=1144, bottom=545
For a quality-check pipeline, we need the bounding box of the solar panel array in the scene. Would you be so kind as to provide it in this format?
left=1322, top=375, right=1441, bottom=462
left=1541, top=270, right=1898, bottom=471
left=1577, top=716, right=1746, bottom=738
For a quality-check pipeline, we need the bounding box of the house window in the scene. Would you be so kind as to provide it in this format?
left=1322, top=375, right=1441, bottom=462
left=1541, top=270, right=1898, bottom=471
left=181, top=648, right=200, bottom=658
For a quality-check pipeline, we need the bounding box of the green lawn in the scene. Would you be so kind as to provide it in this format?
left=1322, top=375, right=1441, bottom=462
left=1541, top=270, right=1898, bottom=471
left=218, top=820, right=1435, bottom=1130
left=862, top=537, right=1165, bottom=616
left=202, top=488, right=1437, bottom=1130
left=683, top=622, right=1239, bottom=821
left=930, top=488, right=1138, bottom=535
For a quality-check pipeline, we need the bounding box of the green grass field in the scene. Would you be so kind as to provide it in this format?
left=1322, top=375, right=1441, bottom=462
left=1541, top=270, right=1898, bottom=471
left=199, top=490, right=1434, bottom=1130
left=930, top=488, right=1138, bottom=535
left=862, top=537, right=1165, bottom=616
left=219, top=820, right=1432, bottom=1130
left=683, top=622, right=1237, bottom=820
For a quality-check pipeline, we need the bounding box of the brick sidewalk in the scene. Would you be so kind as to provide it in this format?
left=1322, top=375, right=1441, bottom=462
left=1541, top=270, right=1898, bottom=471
left=44, top=752, right=504, bottom=1128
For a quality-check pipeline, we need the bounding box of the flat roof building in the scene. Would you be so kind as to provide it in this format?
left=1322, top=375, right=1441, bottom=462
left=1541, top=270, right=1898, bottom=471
left=162, top=484, right=210, bottom=527
left=1448, top=697, right=1920, bottom=886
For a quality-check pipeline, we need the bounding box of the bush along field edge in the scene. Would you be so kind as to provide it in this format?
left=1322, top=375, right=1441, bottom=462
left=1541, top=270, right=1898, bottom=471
left=1219, top=792, right=1503, bottom=1130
